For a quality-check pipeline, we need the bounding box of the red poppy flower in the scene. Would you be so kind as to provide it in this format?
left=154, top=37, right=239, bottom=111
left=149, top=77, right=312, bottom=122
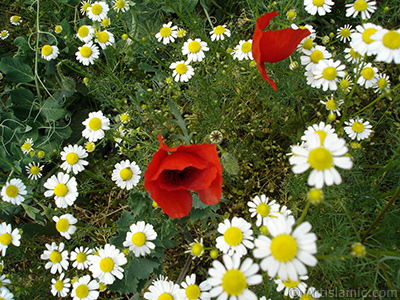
left=144, top=135, right=223, bottom=218
left=252, top=11, right=311, bottom=90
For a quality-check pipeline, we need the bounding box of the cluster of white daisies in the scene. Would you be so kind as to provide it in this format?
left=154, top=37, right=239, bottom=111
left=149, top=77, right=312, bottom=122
left=0, top=15, right=23, bottom=42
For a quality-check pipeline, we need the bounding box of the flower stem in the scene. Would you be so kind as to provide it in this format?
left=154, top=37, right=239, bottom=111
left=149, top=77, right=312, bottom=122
left=176, top=255, right=192, bottom=285
left=296, top=200, right=311, bottom=225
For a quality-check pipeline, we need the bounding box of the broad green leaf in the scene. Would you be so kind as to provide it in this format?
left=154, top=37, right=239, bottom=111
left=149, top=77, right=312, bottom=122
left=9, top=88, right=36, bottom=108
left=128, top=258, right=160, bottom=279
left=13, top=37, right=31, bottom=52
left=40, top=99, right=65, bottom=121
left=0, top=57, right=34, bottom=83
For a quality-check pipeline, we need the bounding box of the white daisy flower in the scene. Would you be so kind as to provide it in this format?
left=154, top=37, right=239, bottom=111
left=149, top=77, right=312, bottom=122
left=88, top=244, right=127, bottom=285
left=182, top=38, right=209, bottom=63
left=60, top=144, right=89, bottom=175
left=144, top=276, right=185, bottom=300
left=320, top=96, right=344, bottom=116
left=373, top=73, right=391, bottom=94
left=0, top=30, right=9, bottom=40
left=119, top=112, right=130, bottom=124
left=207, top=253, right=263, bottom=300
left=122, top=221, right=157, bottom=257
left=1, top=178, right=27, bottom=205
left=350, top=242, right=367, bottom=257
left=44, top=172, right=79, bottom=208
left=40, top=242, right=69, bottom=274
left=0, top=289, right=13, bottom=300
left=87, top=1, right=109, bottom=21
left=0, top=222, right=21, bottom=256
left=304, top=0, right=334, bottom=16
left=95, top=30, right=115, bottom=49
left=369, top=28, right=400, bottom=64
left=336, top=25, right=354, bottom=42
left=75, top=41, right=100, bottom=66
left=10, top=15, right=22, bottom=26
left=80, top=1, right=92, bottom=15
left=339, top=74, right=353, bottom=93
left=76, top=25, right=95, bottom=43
left=247, top=195, right=280, bottom=227
left=21, top=138, right=34, bottom=154
left=254, top=214, right=317, bottom=281
left=170, top=61, right=195, bottom=82
left=355, top=63, right=378, bottom=89
left=309, top=59, right=346, bottom=91
left=111, top=159, right=141, bottom=190
left=0, top=274, right=11, bottom=288
left=232, top=39, right=253, bottom=61
left=71, top=275, right=99, bottom=300
left=113, top=0, right=129, bottom=12
left=181, top=274, right=211, bottom=300
left=292, top=24, right=317, bottom=42
left=274, top=275, right=308, bottom=299
left=286, top=10, right=297, bottom=20
left=278, top=205, right=296, bottom=224
left=301, top=121, right=337, bottom=146
left=155, top=22, right=178, bottom=45
left=344, top=47, right=364, bottom=64
left=289, top=133, right=353, bottom=189
left=346, top=0, right=376, bottom=19
left=41, top=45, right=59, bottom=61
left=53, top=214, right=78, bottom=240
left=70, top=246, right=94, bottom=270
left=25, top=162, right=44, bottom=180
left=185, top=238, right=205, bottom=257
left=82, top=111, right=110, bottom=142
left=350, top=23, right=382, bottom=56
left=215, top=217, right=254, bottom=257
left=177, top=28, right=186, bottom=38
left=344, top=118, right=372, bottom=140
left=210, top=25, right=231, bottom=41
left=51, top=273, right=71, bottom=298
left=300, top=45, right=332, bottom=72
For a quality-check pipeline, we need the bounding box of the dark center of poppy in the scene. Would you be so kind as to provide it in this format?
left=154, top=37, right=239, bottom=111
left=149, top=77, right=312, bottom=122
left=161, top=167, right=197, bottom=186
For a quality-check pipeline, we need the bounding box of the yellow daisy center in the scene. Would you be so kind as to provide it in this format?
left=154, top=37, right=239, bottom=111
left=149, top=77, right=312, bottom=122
left=12, top=16, right=20, bottom=23
left=191, top=243, right=204, bottom=256
left=99, top=257, right=114, bottom=273
left=382, top=31, right=400, bottom=49
left=86, top=142, right=96, bottom=152
left=322, top=66, right=337, bottom=80
left=351, top=243, right=366, bottom=256
left=308, top=188, right=323, bottom=203
left=78, top=26, right=89, bottom=38
left=131, top=232, right=146, bottom=246
left=241, top=42, right=252, bottom=53
left=88, top=117, right=102, bottom=130
left=56, top=218, right=70, bottom=233
left=260, top=225, right=269, bottom=235
left=54, top=184, right=68, bottom=197
left=340, top=79, right=350, bottom=89
left=310, top=50, right=324, bottom=63
left=102, top=18, right=110, bottom=27
left=120, top=114, right=129, bottom=122
left=5, top=185, right=19, bottom=198
left=0, top=233, right=12, bottom=246
left=54, top=280, right=64, bottom=291
left=66, top=152, right=79, bottom=165
left=82, top=3, right=91, bottom=12
left=55, top=26, right=62, bottom=33
left=1, top=31, right=7, bottom=37
left=38, top=151, right=45, bottom=158
left=21, top=142, right=32, bottom=152
left=175, top=63, right=188, bottom=75
left=97, top=31, right=109, bottom=43
left=270, top=234, right=298, bottom=262
left=351, top=121, right=365, bottom=133
left=308, top=147, right=333, bottom=170
left=326, top=99, right=337, bottom=110
left=188, top=41, right=201, bottom=53
left=302, top=38, right=314, bottom=50
left=354, top=0, right=368, bottom=11
left=256, top=203, right=270, bottom=217
left=80, top=46, right=92, bottom=58
left=41, top=45, right=53, bottom=56
left=222, top=269, right=247, bottom=296
left=160, top=27, right=172, bottom=37
left=76, top=284, right=89, bottom=299
left=287, top=11, right=296, bottom=20
left=340, top=28, right=351, bottom=38
left=214, top=26, right=226, bottom=35
left=120, top=168, right=133, bottom=181
left=116, top=0, right=125, bottom=8
left=50, top=250, right=62, bottom=263
left=315, top=130, right=327, bottom=145
left=158, top=293, right=173, bottom=300
left=362, top=67, right=375, bottom=80
left=362, top=28, right=378, bottom=44
left=377, top=77, right=388, bottom=90
left=223, top=227, right=243, bottom=246
left=30, top=166, right=40, bottom=175
left=301, top=294, right=314, bottom=300
left=91, top=3, right=103, bottom=15
left=312, top=0, right=325, bottom=7
left=186, top=284, right=201, bottom=300
left=283, top=277, right=300, bottom=288
left=76, top=252, right=87, bottom=263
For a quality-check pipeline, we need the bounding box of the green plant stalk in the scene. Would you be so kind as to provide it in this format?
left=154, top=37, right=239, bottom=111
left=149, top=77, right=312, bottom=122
left=34, top=0, right=42, bottom=102
left=296, top=200, right=311, bottom=225
left=379, top=262, right=400, bottom=300
left=176, top=255, right=192, bottom=285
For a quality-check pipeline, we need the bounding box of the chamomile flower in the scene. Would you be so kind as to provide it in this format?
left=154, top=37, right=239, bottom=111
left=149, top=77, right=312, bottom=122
left=111, top=160, right=141, bottom=190
left=309, top=59, right=345, bottom=91
left=1, top=178, right=27, bottom=205
left=369, top=28, right=400, bottom=64
left=10, top=15, right=22, bottom=26
left=44, top=172, right=79, bottom=208
left=207, top=254, right=263, bottom=300
left=373, top=73, right=390, bottom=93
left=80, top=1, right=92, bottom=15
left=88, top=244, right=127, bottom=285
left=300, top=45, right=332, bottom=72
left=70, top=246, right=94, bottom=270
left=181, top=274, right=211, bottom=300
left=75, top=41, right=100, bottom=66
left=25, top=162, right=42, bottom=180
left=177, top=28, right=187, bottom=38
left=185, top=238, right=205, bottom=257
left=0, top=222, right=21, bottom=256
left=53, top=214, right=78, bottom=240
left=55, top=25, right=63, bottom=34
left=95, top=30, right=114, bottom=49
left=155, top=22, right=178, bottom=45
left=113, top=0, right=129, bottom=12
left=344, top=118, right=372, bottom=140
left=247, top=195, right=280, bottom=227
left=274, top=275, right=308, bottom=299
left=356, top=63, right=378, bottom=88
left=350, top=242, right=366, bottom=258
left=346, top=0, right=376, bottom=19
left=82, top=111, right=110, bottom=142
left=289, top=133, right=353, bottom=189
left=101, top=18, right=110, bottom=27
left=0, top=289, right=13, bottom=300
left=41, top=242, right=69, bottom=274
left=336, top=25, right=354, bottom=42
left=122, top=221, right=157, bottom=257
left=144, top=276, right=185, bottom=300
left=60, top=144, right=89, bottom=174
left=210, top=25, right=231, bottom=41
left=232, top=39, right=253, bottom=61
left=344, top=47, right=363, bottom=64
left=304, top=0, right=334, bottom=16
left=254, top=214, right=317, bottom=281
left=0, top=30, right=9, bottom=40
left=41, top=45, right=59, bottom=61
left=170, top=61, right=195, bottom=82
left=87, top=1, right=109, bottom=21
left=0, top=274, right=11, bottom=289
left=320, top=96, right=344, bottom=116
left=51, top=273, right=71, bottom=298
left=350, top=23, right=382, bottom=56
left=292, top=24, right=317, bottom=41
left=215, top=217, right=254, bottom=257
left=339, top=74, right=353, bottom=93
left=71, top=275, right=99, bottom=300
left=286, top=10, right=297, bottom=20
left=21, top=138, right=34, bottom=154
left=119, top=112, right=130, bottom=123
left=76, top=25, right=95, bottom=43
left=182, top=38, right=209, bottom=63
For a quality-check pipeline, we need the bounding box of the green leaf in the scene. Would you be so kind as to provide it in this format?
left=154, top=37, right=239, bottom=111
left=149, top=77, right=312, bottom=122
left=9, top=88, right=36, bottom=108
left=40, top=99, right=65, bottom=121
left=0, top=57, right=34, bottom=83
left=138, top=62, right=157, bottom=73
left=21, top=203, right=45, bottom=225
left=60, top=18, right=72, bottom=36
left=128, top=192, right=153, bottom=218
left=129, top=258, right=160, bottom=279
left=13, top=37, right=31, bottom=52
